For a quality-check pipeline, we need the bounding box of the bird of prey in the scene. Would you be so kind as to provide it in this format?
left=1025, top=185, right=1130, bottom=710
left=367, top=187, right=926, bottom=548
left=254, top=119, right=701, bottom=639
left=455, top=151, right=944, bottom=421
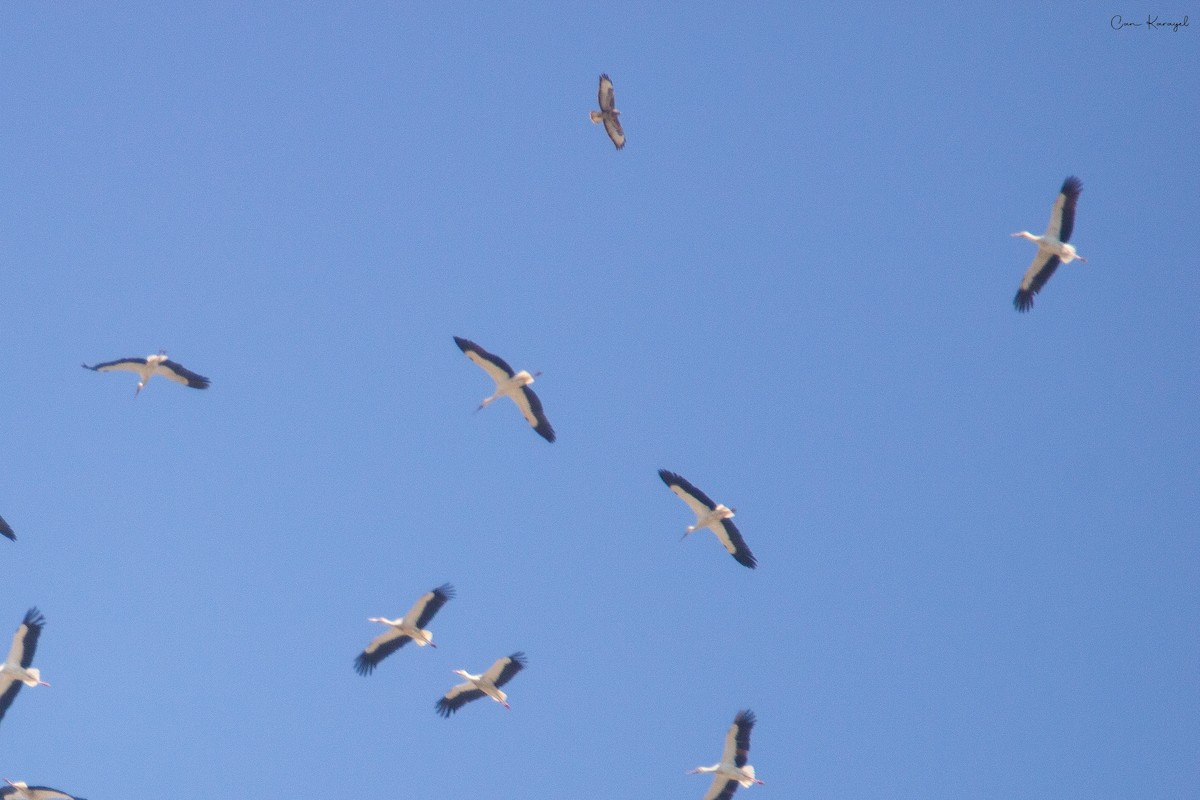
left=590, top=73, right=625, bottom=150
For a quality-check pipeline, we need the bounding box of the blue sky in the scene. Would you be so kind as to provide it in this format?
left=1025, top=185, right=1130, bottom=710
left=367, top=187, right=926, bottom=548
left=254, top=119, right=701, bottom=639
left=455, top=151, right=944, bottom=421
left=1, top=3, right=1197, bottom=798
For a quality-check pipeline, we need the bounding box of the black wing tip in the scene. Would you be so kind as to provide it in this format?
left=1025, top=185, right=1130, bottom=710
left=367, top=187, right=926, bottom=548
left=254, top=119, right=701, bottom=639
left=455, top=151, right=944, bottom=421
left=435, top=698, right=455, bottom=718
left=1013, top=290, right=1034, bottom=312
left=0, top=517, right=14, bottom=541
left=508, top=651, right=528, bottom=667
left=80, top=362, right=98, bottom=371
left=517, top=385, right=556, bottom=442
left=23, top=607, right=45, bottom=627
left=736, top=552, right=758, bottom=569
left=1061, top=175, right=1083, bottom=198
left=599, top=72, right=611, bottom=82
left=353, top=655, right=377, bottom=676
left=162, top=360, right=211, bottom=389
left=434, top=583, right=456, bottom=599
left=735, top=709, right=757, bottom=727
left=453, top=336, right=477, bottom=354
left=658, top=468, right=681, bottom=486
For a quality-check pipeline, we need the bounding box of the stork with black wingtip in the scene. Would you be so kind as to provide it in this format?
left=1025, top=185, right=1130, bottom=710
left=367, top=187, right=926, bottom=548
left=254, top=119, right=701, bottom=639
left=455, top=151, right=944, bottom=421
left=0, top=608, right=49, bottom=728
left=354, top=583, right=455, bottom=675
left=2, top=780, right=86, bottom=800
left=454, top=337, right=555, bottom=442
left=689, top=710, right=765, bottom=800
left=435, top=652, right=526, bottom=717
left=1012, top=176, right=1087, bottom=312
left=82, top=350, right=210, bottom=395
left=659, top=470, right=757, bottom=569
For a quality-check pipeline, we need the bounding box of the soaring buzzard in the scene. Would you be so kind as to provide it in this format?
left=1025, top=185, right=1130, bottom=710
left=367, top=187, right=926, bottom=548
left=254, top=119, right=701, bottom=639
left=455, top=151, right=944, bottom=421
left=589, top=74, right=625, bottom=150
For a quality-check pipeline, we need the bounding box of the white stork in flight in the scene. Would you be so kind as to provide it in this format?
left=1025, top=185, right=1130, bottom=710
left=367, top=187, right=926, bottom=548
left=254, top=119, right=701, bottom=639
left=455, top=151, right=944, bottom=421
left=0, top=608, right=48, bottom=727
left=435, top=651, right=526, bottom=717
left=0, top=515, right=14, bottom=542
left=81, top=351, right=210, bottom=395
left=689, top=710, right=765, bottom=800
left=659, top=470, right=757, bottom=569
left=2, top=780, right=85, bottom=800
left=354, top=583, right=455, bottom=675
left=1012, top=176, right=1087, bottom=312
left=453, top=337, right=555, bottom=442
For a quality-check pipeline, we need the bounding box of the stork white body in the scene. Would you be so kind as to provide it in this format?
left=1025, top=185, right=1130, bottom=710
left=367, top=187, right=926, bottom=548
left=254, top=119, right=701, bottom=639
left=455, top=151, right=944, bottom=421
left=355, top=583, right=455, bottom=675
left=0, top=608, right=48, bottom=728
left=659, top=470, right=757, bottom=569
left=1012, top=176, right=1087, bottom=312
left=82, top=351, right=210, bottom=395
left=436, top=651, right=526, bottom=717
left=454, top=337, right=555, bottom=442
left=690, top=710, right=764, bottom=800
left=2, top=780, right=85, bottom=800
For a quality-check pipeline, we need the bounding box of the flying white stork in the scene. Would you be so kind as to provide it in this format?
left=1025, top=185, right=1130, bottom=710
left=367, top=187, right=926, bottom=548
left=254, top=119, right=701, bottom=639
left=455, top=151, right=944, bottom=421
left=689, top=710, right=765, bottom=800
left=453, top=337, right=555, bottom=442
left=2, top=780, right=85, bottom=800
left=0, top=515, right=13, bottom=542
left=0, top=608, right=48, bottom=727
left=355, top=583, right=455, bottom=675
left=659, top=470, right=757, bottom=569
left=1012, top=176, right=1087, bottom=312
left=435, top=651, right=526, bottom=717
left=81, top=351, right=210, bottom=395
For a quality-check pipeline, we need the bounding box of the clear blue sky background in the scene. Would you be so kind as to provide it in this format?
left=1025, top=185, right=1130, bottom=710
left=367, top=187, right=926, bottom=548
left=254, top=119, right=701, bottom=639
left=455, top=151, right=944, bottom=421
left=1, top=3, right=1197, bottom=798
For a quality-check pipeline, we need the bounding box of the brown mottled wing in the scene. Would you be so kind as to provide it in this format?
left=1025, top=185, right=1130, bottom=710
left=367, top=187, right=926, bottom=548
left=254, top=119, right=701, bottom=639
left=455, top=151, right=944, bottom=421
left=598, top=74, right=616, bottom=111
left=604, top=115, right=625, bottom=150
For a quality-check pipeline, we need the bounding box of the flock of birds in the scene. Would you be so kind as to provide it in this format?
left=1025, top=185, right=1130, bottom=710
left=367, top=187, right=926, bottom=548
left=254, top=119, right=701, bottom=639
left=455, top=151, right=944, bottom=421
left=0, top=73, right=1093, bottom=800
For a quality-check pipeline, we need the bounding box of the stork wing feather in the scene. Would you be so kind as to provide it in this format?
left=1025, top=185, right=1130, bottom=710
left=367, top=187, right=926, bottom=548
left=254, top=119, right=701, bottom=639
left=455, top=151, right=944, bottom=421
left=157, top=359, right=211, bottom=389
left=484, top=651, right=527, bottom=687
left=702, top=777, right=741, bottom=800
left=598, top=74, right=616, bottom=111
left=659, top=469, right=718, bottom=515
left=1014, top=253, right=1061, bottom=312
left=0, top=677, right=22, bottom=725
left=81, top=358, right=147, bottom=374
left=19, top=789, right=84, bottom=800
left=0, top=514, right=14, bottom=541
left=714, top=519, right=757, bottom=569
left=435, top=684, right=487, bottom=717
left=354, top=628, right=413, bottom=675
left=405, top=583, right=455, bottom=629
left=516, top=386, right=556, bottom=442
left=1044, top=176, right=1082, bottom=243
left=9, top=608, right=44, bottom=668
left=454, top=336, right=516, bottom=382
left=728, top=709, right=756, bottom=767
